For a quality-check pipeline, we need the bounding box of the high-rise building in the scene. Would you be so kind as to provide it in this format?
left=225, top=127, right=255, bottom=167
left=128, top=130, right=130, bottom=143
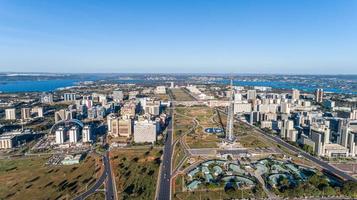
left=36, top=107, right=44, bottom=118
left=5, top=108, right=16, bottom=120
left=280, top=120, right=294, bottom=139
left=69, top=126, right=79, bottom=143
left=310, top=125, right=330, bottom=156
left=82, top=125, right=93, bottom=143
left=280, top=102, right=290, bottom=114
left=348, top=131, right=357, bottom=157
left=134, top=120, right=157, bottom=143
left=315, top=88, right=324, bottom=103
left=21, top=108, right=31, bottom=120
left=55, top=127, right=66, bottom=144
left=247, top=90, right=256, bottom=101
left=112, top=90, right=124, bottom=102
left=110, top=117, right=132, bottom=138
left=350, top=109, right=357, bottom=120
left=63, top=93, right=77, bottom=101
left=40, top=93, right=53, bottom=103
left=292, top=89, right=300, bottom=101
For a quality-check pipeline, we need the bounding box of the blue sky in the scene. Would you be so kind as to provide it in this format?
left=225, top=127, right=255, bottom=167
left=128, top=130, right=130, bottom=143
left=0, top=0, right=356, bottom=74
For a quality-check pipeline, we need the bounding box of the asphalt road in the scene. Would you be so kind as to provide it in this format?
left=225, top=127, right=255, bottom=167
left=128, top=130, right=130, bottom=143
left=73, top=151, right=116, bottom=200
left=73, top=153, right=109, bottom=200
left=157, top=108, right=173, bottom=200
left=243, top=118, right=357, bottom=182
left=104, top=151, right=116, bottom=200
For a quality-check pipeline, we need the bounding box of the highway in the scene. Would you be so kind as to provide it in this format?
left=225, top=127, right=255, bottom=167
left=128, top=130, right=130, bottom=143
left=104, top=151, right=116, bottom=200
left=157, top=108, right=174, bottom=200
left=73, top=151, right=116, bottom=200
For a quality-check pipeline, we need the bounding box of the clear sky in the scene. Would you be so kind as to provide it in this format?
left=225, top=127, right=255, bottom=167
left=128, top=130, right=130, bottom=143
left=0, top=0, right=356, bottom=74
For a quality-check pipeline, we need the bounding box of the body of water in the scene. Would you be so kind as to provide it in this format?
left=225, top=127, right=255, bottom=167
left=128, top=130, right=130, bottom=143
left=216, top=80, right=357, bottom=94
left=0, top=79, right=78, bottom=92
left=0, top=79, right=356, bottom=94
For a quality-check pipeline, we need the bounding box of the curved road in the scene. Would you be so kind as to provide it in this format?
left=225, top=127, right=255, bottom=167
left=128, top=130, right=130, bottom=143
left=73, top=151, right=115, bottom=200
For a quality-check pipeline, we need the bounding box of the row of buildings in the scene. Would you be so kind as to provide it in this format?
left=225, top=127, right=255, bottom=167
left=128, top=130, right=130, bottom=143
left=4, top=107, right=43, bottom=120
left=233, top=87, right=357, bottom=158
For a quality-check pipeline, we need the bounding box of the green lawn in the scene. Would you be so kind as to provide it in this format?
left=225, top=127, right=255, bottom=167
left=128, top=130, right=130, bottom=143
left=170, top=88, right=195, bottom=101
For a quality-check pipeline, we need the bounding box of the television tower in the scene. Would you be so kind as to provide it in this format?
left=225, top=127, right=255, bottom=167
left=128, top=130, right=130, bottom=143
left=226, top=79, right=234, bottom=142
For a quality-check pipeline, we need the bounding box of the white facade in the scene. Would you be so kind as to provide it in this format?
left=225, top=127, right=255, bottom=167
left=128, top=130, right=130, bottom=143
left=234, top=103, right=252, bottom=113
left=5, top=108, right=16, bottom=120
left=63, top=93, right=77, bottom=101
left=55, top=127, right=66, bottom=144
left=155, top=86, right=166, bottom=94
left=134, top=120, right=157, bottom=143
left=69, top=126, right=79, bottom=143
left=82, top=125, right=93, bottom=143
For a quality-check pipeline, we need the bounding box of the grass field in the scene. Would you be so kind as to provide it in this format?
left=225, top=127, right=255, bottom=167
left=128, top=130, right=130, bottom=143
left=180, top=106, right=221, bottom=148
left=173, top=142, right=186, bottom=171
left=110, top=148, right=162, bottom=200
left=86, top=192, right=105, bottom=200
left=170, top=88, right=195, bottom=101
left=0, top=154, right=101, bottom=200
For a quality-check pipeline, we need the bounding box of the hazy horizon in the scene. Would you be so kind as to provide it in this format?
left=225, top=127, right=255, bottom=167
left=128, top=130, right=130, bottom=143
left=1, top=0, right=357, bottom=74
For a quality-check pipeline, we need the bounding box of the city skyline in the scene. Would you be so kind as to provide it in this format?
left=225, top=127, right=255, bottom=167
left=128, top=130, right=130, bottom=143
left=0, top=0, right=357, bottom=74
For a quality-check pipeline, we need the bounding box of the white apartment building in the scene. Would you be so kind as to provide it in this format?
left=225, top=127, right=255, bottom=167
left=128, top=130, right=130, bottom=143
left=5, top=108, right=16, bottom=120
left=69, top=126, right=79, bottom=143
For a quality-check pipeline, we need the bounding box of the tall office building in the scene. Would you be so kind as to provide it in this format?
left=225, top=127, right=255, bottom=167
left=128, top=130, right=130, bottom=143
left=5, top=108, right=16, bottom=120
left=315, top=88, right=324, bottom=103
left=63, top=93, right=77, bottom=101
left=82, top=125, right=93, bottom=143
left=69, top=126, right=79, bottom=143
left=247, top=90, right=256, bottom=101
left=292, top=89, right=300, bottom=101
left=21, top=108, right=31, bottom=120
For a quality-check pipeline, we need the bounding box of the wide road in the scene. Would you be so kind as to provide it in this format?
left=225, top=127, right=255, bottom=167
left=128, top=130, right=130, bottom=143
left=157, top=108, right=174, bottom=200
left=105, top=151, right=116, bottom=200
left=241, top=115, right=357, bottom=182
left=218, top=109, right=356, bottom=182
left=73, top=153, right=109, bottom=200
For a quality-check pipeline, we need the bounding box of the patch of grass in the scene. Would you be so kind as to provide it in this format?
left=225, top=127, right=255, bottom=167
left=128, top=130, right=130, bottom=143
left=170, top=88, right=195, bottom=101
left=110, top=148, right=161, bottom=200
left=0, top=154, right=100, bottom=200
left=173, top=142, right=185, bottom=171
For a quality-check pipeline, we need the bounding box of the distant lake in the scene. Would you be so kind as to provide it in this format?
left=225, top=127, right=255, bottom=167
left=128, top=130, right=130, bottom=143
left=0, top=79, right=78, bottom=92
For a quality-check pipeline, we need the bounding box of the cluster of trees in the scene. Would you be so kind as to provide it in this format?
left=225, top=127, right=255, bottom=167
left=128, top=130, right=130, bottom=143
left=276, top=174, right=357, bottom=198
